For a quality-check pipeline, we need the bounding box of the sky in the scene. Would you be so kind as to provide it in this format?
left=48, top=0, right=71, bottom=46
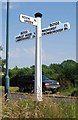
left=1, top=2, right=76, bottom=69
left=1, top=0, right=77, bottom=2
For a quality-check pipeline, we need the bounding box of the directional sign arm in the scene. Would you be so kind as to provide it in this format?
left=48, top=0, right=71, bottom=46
left=16, top=31, right=35, bottom=42
left=42, top=22, right=70, bottom=36
left=16, top=21, right=70, bottom=42
left=20, top=14, right=37, bottom=26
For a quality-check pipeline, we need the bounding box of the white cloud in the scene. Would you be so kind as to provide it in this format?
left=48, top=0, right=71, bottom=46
left=9, top=47, right=35, bottom=58
left=23, top=47, right=35, bottom=55
left=2, top=3, right=17, bottom=10
left=8, top=47, right=35, bottom=68
left=9, top=48, right=20, bottom=58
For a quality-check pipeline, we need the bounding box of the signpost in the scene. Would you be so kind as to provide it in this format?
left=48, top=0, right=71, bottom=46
left=16, top=12, right=70, bottom=102
left=18, top=12, right=42, bottom=102
left=34, top=13, right=42, bottom=102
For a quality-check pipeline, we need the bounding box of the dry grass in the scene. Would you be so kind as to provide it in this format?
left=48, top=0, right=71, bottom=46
left=0, top=96, right=2, bottom=119
left=2, top=96, right=78, bottom=119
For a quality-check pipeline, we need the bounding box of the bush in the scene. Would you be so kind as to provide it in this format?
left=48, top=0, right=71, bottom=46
left=71, top=90, right=78, bottom=97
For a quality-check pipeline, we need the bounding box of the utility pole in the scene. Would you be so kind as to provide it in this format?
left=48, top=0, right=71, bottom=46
left=5, top=0, right=10, bottom=101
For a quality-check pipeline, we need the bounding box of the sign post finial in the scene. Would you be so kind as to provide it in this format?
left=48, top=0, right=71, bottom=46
left=34, top=12, right=42, bottom=18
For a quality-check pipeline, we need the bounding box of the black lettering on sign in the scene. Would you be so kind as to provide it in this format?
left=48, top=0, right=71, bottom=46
left=21, top=30, right=29, bottom=35
left=25, top=33, right=32, bottom=37
left=24, top=20, right=33, bottom=24
left=22, top=16, right=30, bottom=20
left=50, top=21, right=60, bottom=27
left=16, top=35, right=24, bottom=39
left=64, top=24, right=68, bottom=27
left=64, top=28, right=68, bottom=30
left=42, top=26, right=56, bottom=33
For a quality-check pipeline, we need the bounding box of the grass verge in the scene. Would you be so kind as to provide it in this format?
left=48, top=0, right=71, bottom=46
left=0, top=86, right=19, bottom=93
left=2, top=96, right=78, bottom=118
left=60, top=86, right=78, bottom=96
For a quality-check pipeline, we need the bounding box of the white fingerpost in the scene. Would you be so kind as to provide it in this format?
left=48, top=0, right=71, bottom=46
left=16, top=12, right=70, bottom=102
left=34, top=12, right=42, bottom=101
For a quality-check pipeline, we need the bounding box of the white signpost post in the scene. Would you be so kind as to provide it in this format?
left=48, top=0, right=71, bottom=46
left=16, top=12, right=70, bottom=102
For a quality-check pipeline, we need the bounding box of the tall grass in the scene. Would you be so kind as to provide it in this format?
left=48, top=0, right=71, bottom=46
left=60, top=86, right=78, bottom=96
left=0, top=97, right=2, bottom=119
left=2, top=96, right=78, bottom=118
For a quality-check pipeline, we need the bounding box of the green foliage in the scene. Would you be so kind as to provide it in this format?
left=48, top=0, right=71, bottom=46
left=0, top=58, right=6, bottom=73
left=71, top=89, right=78, bottom=97
left=61, top=60, right=77, bottom=87
left=49, top=64, right=64, bottom=80
left=9, top=66, right=19, bottom=79
left=0, top=46, right=4, bottom=73
left=9, top=66, right=34, bottom=79
left=60, top=86, right=78, bottom=96
left=5, top=59, right=78, bottom=90
left=0, top=58, right=2, bottom=72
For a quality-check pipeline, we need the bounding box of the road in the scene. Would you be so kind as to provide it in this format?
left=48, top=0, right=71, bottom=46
left=0, top=92, right=77, bottom=103
left=0, top=92, right=78, bottom=105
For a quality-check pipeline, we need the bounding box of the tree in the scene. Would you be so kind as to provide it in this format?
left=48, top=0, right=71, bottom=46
left=30, top=65, right=35, bottom=74
left=48, top=63, right=64, bottom=80
left=61, top=60, right=77, bottom=86
left=42, top=64, right=48, bottom=75
left=0, top=46, right=6, bottom=73
left=6, top=59, right=77, bottom=90
left=2, top=59, right=6, bottom=73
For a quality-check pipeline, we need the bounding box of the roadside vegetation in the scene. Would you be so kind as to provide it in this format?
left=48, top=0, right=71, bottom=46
left=0, top=86, right=19, bottom=93
left=0, top=46, right=78, bottom=119
left=2, top=96, right=78, bottom=118
left=60, top=86, right=78, bottom=96
left=1, top=59, right=78, bottom=96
